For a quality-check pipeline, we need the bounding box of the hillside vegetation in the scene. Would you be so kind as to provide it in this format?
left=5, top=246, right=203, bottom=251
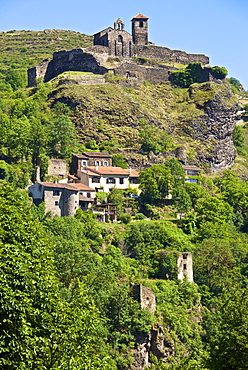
left=1, top=29, right=248, bottom=370
left=0, top=29, right=92, bottom=76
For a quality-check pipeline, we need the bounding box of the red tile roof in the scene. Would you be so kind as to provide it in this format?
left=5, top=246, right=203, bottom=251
left=40, top=182, right=94, bottom=191
left=73, top=152, right=112, bottom=159
left=84, top=166, right=139, bottom=176
left=132, top=14, right=149, bottom=20
left=182, top=165, right=201, bottom=171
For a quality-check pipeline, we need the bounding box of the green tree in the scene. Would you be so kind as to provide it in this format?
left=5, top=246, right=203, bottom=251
left=0, top=184, right=111, bottom=369
left=49, top=115, right=77, bottom=158
left=5, top=69, right=27, bottom=90
left=206, top=281, right=248, bottom=370
left=139, top=164, right=174, bottom=204
left=195, top=196, right=233, bottom=225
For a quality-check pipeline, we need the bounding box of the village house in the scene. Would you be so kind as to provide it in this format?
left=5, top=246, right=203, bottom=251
left=71, top=152, right=113, bottom=173
left=182, top=165, right=201, bottom=183
left=29, top=182, right=96, bottom=217
left=75, top=165, right=139, bottom=193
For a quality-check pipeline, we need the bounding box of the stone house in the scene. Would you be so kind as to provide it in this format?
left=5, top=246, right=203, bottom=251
left=71, top=152, right=112, bottom=174
left=75, top=165, right=139, bottom=193
left=28, top=182, right=96, bottom=217
left=47, top=158, right=68, bottom=179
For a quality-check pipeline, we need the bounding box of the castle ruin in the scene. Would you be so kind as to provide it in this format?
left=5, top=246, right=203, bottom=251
left=28, top=14, right=210, bottom=87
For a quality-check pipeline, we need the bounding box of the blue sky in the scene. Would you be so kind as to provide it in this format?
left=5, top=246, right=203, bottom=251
left=1, top=0, right=248, bottom=89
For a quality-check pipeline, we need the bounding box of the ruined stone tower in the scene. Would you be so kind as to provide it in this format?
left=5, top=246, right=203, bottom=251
left=177, top=252, right=193, bottom=282
left=131, top=14, right=149, bottom=45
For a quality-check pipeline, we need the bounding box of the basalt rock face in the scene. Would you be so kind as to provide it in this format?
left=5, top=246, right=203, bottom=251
left=189, top=82, right=239, bottom=172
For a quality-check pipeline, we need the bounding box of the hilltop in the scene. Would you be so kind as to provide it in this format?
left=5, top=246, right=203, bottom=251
left=0, top=27, right=247, bottom=176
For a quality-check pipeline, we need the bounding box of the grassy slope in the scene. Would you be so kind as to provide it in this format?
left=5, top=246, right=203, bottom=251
left=0, top=29, right=93, bottom=75
left=48, top=79, right=232, bottom=168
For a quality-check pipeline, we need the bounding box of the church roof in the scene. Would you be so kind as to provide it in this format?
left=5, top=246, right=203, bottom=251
left=132, top=14, right=149, bottom=20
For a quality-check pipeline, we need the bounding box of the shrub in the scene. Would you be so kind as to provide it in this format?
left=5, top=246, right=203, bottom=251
left=210, top=66, right=228, bottom=80
left=134, top=212, right=146, bottom=220
left=118, top=213, right=132, bottom=224
left=170, top=63, right=202, bottom=88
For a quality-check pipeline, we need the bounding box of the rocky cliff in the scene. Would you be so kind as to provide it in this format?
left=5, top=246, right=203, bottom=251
left=50, top=78, right=239, bottom=173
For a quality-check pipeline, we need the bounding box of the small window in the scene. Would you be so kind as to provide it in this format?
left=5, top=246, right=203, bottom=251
left=183, top=264, right=187, bottom=270
left=130, top=177, right=139, bottom=184
left=95, top=161, right=101, bottom=166
left=119, top=178, right=124, bottom=184
left=81, top=160, right=87, bottom=166
left=183, top=254, right=187, bottom=259
left=118, top=35, right=123, bottom=42
left=139, top=21, right=143, bottom=28
left=53, top=190, right=60, bottom=196
left=107, top=178, right=116, bottom=184
left=55, top=201, right=59, bottom=206
left=87, top=192, right=91, bottom=198
left=92, top=177, right=100, bottom=183
left=103, top=161, right=108, bottom=166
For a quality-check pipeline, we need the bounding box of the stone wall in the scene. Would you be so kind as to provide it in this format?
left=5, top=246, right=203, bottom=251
left=48, top=159, right=68, bottom=179
left=114, top=62, right=174, bottom=84
left=133, top=45, right=209, bottom=65
left=28, top=48, right=109, bottom=87
left=130, top=284, right=156, bottom=313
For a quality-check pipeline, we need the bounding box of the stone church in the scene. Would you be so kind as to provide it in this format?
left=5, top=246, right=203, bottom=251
left=94, top=14, right=149, bottom=57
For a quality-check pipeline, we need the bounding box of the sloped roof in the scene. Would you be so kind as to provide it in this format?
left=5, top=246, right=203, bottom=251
left=132, top=14, right=149, bottom=20
left=40, top=182, right=95, bottom=191
left=73, top=152, right=112, bottom=159
left=82, top=166, right=139, bottom=176
left=182, top=165, right=201, bottom=171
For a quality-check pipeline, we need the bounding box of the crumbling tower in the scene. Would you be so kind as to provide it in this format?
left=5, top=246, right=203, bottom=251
left=131, top=13, right=149, bottom=45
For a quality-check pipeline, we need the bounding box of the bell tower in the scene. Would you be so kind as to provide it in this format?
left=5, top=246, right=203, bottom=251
left=131, top=14, right=149, bottom=45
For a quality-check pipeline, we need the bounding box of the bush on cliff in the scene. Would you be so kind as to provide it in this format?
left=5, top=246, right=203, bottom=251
left=170, top=63, right=202, bottom=88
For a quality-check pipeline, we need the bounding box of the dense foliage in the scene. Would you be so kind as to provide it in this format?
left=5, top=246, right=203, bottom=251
left=1, top=29, right=248, bottom=369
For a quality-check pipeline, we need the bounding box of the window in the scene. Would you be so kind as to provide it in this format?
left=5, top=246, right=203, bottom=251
left=186, top=170, right=199, bottom=176
left=183, top=264, right=187, bottom=270
left=183, top=254, right=187, bottom=259
left=81, top=160, right=87, bottom=166
left=107, top=178, right=116, bottom=184
left=92, top=177, right=100, bottom=183
left=53, top=190, right=60, bottom=196
left=118, top=35, right=123, bottom=42
left=87, top=192, right=91, bottom=198
left=139, top=21, right=143, bottom=27
left=55, top=201, right=59, bottom=206
left=130, top=177, right=139, bottom=184
left=185, top=179, right=198, bottom=183
left=103, top=161, right=109, bottom=166
left=119, top=178, right=124, bottom=184
left=95, top=161, right=101, bottom=166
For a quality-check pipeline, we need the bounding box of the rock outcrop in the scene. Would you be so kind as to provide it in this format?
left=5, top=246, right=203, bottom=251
left=189, top=81, right=239, bottom=172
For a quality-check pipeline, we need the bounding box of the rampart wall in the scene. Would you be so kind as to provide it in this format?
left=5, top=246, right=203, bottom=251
left=114, top=62, right=176, bottom=84
left=133, top=45, right=209, bottom=65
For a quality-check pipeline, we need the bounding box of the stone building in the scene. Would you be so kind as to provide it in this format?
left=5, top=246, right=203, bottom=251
left=28, top=182, right=96, bottom=216
left=177, top=252, right=193, bottom=282
left=47, top=158, right=68, bottom=179
left=94, top=18, right=133, bottom=58
left=130, top=284, right=156, bottom=313
left=28, top=14, right=210, bottom=87
left=131, top=14, right=149, bottom=45
left=71, top=152, right=113, bottom=174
